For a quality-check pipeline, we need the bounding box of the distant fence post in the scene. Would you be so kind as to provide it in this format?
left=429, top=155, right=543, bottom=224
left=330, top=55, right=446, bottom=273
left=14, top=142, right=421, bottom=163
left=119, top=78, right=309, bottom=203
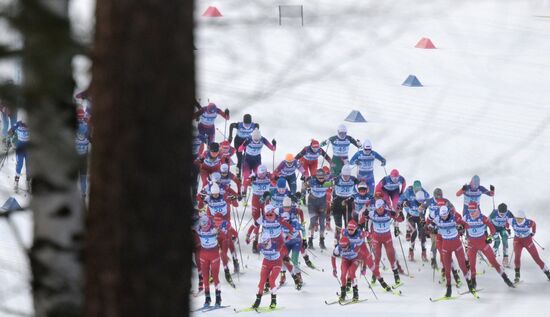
left=278, top=5, right=304, bottom=26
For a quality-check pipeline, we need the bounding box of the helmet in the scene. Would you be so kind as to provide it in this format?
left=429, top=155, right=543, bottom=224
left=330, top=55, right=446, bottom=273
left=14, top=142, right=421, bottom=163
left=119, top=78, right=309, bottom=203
left=439, top=206, right=449, bottom=217
left=207, top=102, right=216, bottom=111
left=265, top=204, right=276, bottom=220
left=470, top=175, right=480, bottom=189
left=515, top=210, right=526, bottom=219
left=243, top=114, right=252, bottom=124
left=415, top=191, right=426, bottom=202
left=497, top=203, right=507, bottom=214
left=211, top=183, right=220, bottom=195
left=199, top=215, right=211, bottom=229
left=284, top=153, right=294, bottom=163
left=220, top=140, right=230, bottom=151
left=315, top=168, right=326, bottom=178
left=251, top=128, right=261, bottom=142
left=337, top=124, right=347, bottom=138
left=433, top=188, right=443, bottom=199
left=467, top=201, right=478, bottom=211
left=375, top=199, right=385, bottom=210
left=257, top=165, right=268, bottom=176
left=276, top=178, right=286, bottom=189
left=341, top=164, right=352, bottom=176
left=283, top=197, right=292, bottom=208
left=322, top=166, right=330, bottom=174
left=210, top=172, right=221, bottom=183
left=390, top=169, right=399, bottom=178
left=220, top=164, right=229, bottom=174
left=339, top=236, right=351, bottom=249
left=310, top=139, right=320, bottom=150
left=209, top=142, right=220, bottom=153
left=357, top=182, right=368, bottom=191
left=347, top=220, right=358, bottom=232
left=413, top=180, right=422, bottom=193
left=363, top=139, right=372, bottom=151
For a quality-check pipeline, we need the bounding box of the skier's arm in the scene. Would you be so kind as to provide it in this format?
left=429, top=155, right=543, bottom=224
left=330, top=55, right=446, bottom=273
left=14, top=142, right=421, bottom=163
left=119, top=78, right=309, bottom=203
left=192, top=108, right=204, bottom=120
left=227, top=122, right=238, bottom=142
left=237, top=139, right=249, bottom=152
left=294, top=147, right=307, bottom=160
left=456, top=184, right=467, bottom=197
left=483, top=216, right=497, bottom=235
left=349, top=151, right=360, bottom=165
left=374, top=151, right=386, bottom=166
left=399, top=177, right=407, bottom=194
left=216, top=108, right=229, bottom=120
left=530, top=220, right=537, bottom=235
left=348, top=136, right=361, bottom=148
left=320, top=148, right=332, bottom=164
left=262, top=137, right=275, bottom=151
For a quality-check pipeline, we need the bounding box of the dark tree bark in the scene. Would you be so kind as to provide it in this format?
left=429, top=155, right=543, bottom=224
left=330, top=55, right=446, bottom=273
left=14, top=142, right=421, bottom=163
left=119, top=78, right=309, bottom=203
left=86, top=0, right=195, bottom=316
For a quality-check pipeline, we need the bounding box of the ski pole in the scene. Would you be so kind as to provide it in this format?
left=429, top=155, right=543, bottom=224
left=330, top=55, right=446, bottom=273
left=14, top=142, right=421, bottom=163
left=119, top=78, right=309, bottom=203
left=215, top=127, right=225, bottom=138
left=237, top=189, right=251, bottom=232
left=383, top=166, right=388, bottom=176
left=320, top=141, right=330, bottom=168
left=533, top=238, right=545, bottom=251
left=232, top=206, right=246, bottom=273
left=362, top=275, right=378, bottom=300
left=224, top=117, right=228, bottom=140
left=397, top=236, right=410, bottom=276
left=272, top=147, right=276, bottom=172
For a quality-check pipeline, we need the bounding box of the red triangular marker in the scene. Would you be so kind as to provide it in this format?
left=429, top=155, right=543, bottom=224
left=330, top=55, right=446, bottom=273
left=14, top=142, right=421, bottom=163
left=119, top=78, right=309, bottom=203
left=415, top=37, right=436, bottom=49
left=202, top=6, right=223, bottom=17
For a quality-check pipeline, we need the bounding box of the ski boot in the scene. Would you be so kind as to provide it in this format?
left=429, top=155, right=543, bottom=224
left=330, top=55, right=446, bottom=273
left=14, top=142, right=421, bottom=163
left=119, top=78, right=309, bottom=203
left=252, top=294, right=261, bottom=309
left=371, top=274, right=377, bottom=285
left=393, top=268, right=401, bottom=286
left=339, top=286, right=346, bottom=302
left=352, top=285, right=359, bottom=302
left=270, top=294, right=277, bottom=309
left=345, top=278, right=352, bottom=292
left=430, top=257, right=438, bottom=270
left=198, top=274, right=204, bottom=292
left=224, top=268, right=235, bottom=287
left=378, top=278, right=392, bottom=292
left=470, top=277, right=477, bottom=290
left=279, top=271, right=286, bottom=285
left=514, top=268, right=520, bottom=283
left=215, top=290, right=222, bottom=307
left=304, top=254, right=314, bottom=269
left=501, top=272, right=515, bottom=287
left=252, top=240, right=259, bottom=254
left=293, top=272, right=303, bottom=290
left=421, top=249, right=428, bottom=262
left=320, top=237, right=326, bottom=250
left=204, top=293, right=211, bottom=308
left=452, top=269, right=462, bottom=287
left=264, top=281, right=270, bottom=294
left=233, top=258, right=240, bottom=274
left=466, top=278, right=477, bottom=294
left=408, top=248, right=414, bottom=262
left=308, top=237, right=315, bottom=250
left=445, top=284, right=452, bottom=298
left=503, top=255, right=510, bottom=268
left=544, top=270, right=550, bottom=281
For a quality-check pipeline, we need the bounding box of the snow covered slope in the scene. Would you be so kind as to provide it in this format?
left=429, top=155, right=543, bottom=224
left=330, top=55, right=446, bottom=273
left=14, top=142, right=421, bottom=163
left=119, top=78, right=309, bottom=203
left=194, top=0, right=550, bottom=316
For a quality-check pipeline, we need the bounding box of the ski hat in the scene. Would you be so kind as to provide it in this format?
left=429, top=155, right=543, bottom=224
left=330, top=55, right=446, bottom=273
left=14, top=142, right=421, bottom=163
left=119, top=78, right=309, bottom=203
left=264, top=204, right=275, bottom=214
left=284, top=153, right=294, bottom=163
left=315, top=168, right=326, bottom=178
left=243, top=114, right=252, bottom=124
left=470, top=175, right=480, bottom=189
left=199, top=215, right=211, bottom=229
left=282, top=197, right=292, bottom=208
left=265, top=205, right=277, bottom=220
left=439, top=206, right=449, bottom=217
left=209, top=142, right=219, bottom=153
left=341, top=164, right=352, bottom=176
left=220, top=140, right=230, bottom=151
left=339, top=236, right=351, bottom=249
left=251, top=128, right=261, bottom=141
left=347, top=220, right=358, bottom=232
left=210, top=172, right=221, bottom=183
left=257, top=165, right=268, bottom=176
left=220, top=164, right=229, bottom=174
left=210, top=183, right=220, bottom=195
left=207, top=102, right=216, bottom=111
left=337, top=124, right=347, bottom=138
left=375, top=199, right=385, bottom=210
left=468, top=201, right=478, bottom=211
left=310, top=139, right=320, bottom=149
left=357, top=182, right=368, bottom=191
left=390, top=169, right=400, bottom=178
left=515, top=210, right=526, bottom=219
left=415, top=191, right=426, bottom=202
left=413, top=180, right=422, bottom=193
left=433, top=188, right=443, bottom=199
left=276, top=177, right=286, bottom=189
left=497, top=203, right=508, bottom=214
left=363, top=139, right=372, bottom=151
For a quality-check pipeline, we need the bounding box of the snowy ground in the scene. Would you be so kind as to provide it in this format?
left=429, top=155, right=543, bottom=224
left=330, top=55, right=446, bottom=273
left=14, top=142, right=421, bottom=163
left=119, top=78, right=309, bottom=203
left=193, top=0, right=550, bottom=316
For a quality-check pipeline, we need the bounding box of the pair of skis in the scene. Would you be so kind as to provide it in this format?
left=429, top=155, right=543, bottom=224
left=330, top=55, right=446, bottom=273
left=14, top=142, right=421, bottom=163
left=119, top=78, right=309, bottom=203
left=192, top=304, right=230, bottom=313
left=429, top=289, right=481, bottom=302
left=234, top=307, right=284, bottom=313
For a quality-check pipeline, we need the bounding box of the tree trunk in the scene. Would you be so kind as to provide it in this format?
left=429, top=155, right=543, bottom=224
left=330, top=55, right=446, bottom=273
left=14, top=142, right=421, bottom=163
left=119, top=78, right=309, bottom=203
left=18, top=1, right=84, bottom=316
left=86, top=0, right=195, bottom=316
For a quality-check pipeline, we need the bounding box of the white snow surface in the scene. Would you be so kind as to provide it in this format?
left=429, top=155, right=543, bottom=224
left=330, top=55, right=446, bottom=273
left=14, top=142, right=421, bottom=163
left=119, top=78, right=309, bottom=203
left=193, top=0, right=550, bottom=316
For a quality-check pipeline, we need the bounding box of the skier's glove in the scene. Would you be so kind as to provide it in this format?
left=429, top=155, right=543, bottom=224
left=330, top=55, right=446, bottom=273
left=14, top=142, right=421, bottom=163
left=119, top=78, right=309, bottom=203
left=272, top=139, right=277, bottom=147
left=333, top=269, right=338, bottom=278
left=462, top=184, right=468, bottom=191
left=490, top=185, right=495, bottom=192
left=485, top=235, right=493, bottom=244
left=224, top=108, right=230, bottom=117
left=394, top=226, right=401, bottom=237
left=381, top=160, right=386, bottom=167
left=302, top=239, right=308, bottom=250
left=245, top=235, right=251, bottom=244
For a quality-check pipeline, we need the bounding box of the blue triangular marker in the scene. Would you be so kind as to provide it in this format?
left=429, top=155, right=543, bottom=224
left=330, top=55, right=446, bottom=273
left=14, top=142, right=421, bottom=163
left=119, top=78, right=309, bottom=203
left=1, top=197, right=23, bottom=212
left=402, top=75, right=423, bottom=87
left=345, top=110, right=367, bottom=123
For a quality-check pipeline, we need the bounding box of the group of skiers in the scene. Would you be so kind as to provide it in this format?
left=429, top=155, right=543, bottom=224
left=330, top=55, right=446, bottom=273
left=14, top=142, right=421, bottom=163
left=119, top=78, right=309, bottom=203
left=191, top=103, right=550, bottom=311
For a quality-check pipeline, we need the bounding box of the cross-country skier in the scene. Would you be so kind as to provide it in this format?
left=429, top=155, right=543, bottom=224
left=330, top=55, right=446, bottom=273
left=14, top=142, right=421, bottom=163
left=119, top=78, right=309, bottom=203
left=228, top=114, right=259, bottom=177
left=304, top=168, right=331, bottom=249
left=204, top=183, right=239, bottom=222
left=237, top=128, right=276, bottom=186
left=320, top=124, right=361, bottom=175
left=351, top=182, right=373, bottom=223
left=280, top=199, right=305, bottom=290
left=8, top=120, right=30, bottom=192
left=456, top=175, right=494, bottom=214
left=194, top=215, right=223, bottom=308
left=252, top=230, right=282, bottom=309
left=489, top=203, right=514, bottom=267
left=75, top=117, right=91, bottom=199
left=295, top=139, right=332, bottom=178
left=193, top=102, right=229, bottom=144
left=192, top=128, right=205, bottom=198
left=220, top=140, right=236, bottom=166
left=330, top=164, right=359, bottom=241
left=194, top=142, right=229, bottom=187
left=426, top=205, right=476, bottom=298
left=506, top=210, right=550, bottom=283
left=375, top=169, right=406, bottom=211
left=365, top=199, right=404, bottom=287
left=219, top=163, right=242, bottom=199
left=398, top=184, right=429, bottom=262
left=331, top=236, right=361, bottom=303
left=243, top=165, right=274, bottom=253
left=274, top=153, right=305, bottom=195
left=349, top=139, right=386, bottom=193
left=212, top=214, right=239, bottom=286
left=463, top=202, right=514, bottom=288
